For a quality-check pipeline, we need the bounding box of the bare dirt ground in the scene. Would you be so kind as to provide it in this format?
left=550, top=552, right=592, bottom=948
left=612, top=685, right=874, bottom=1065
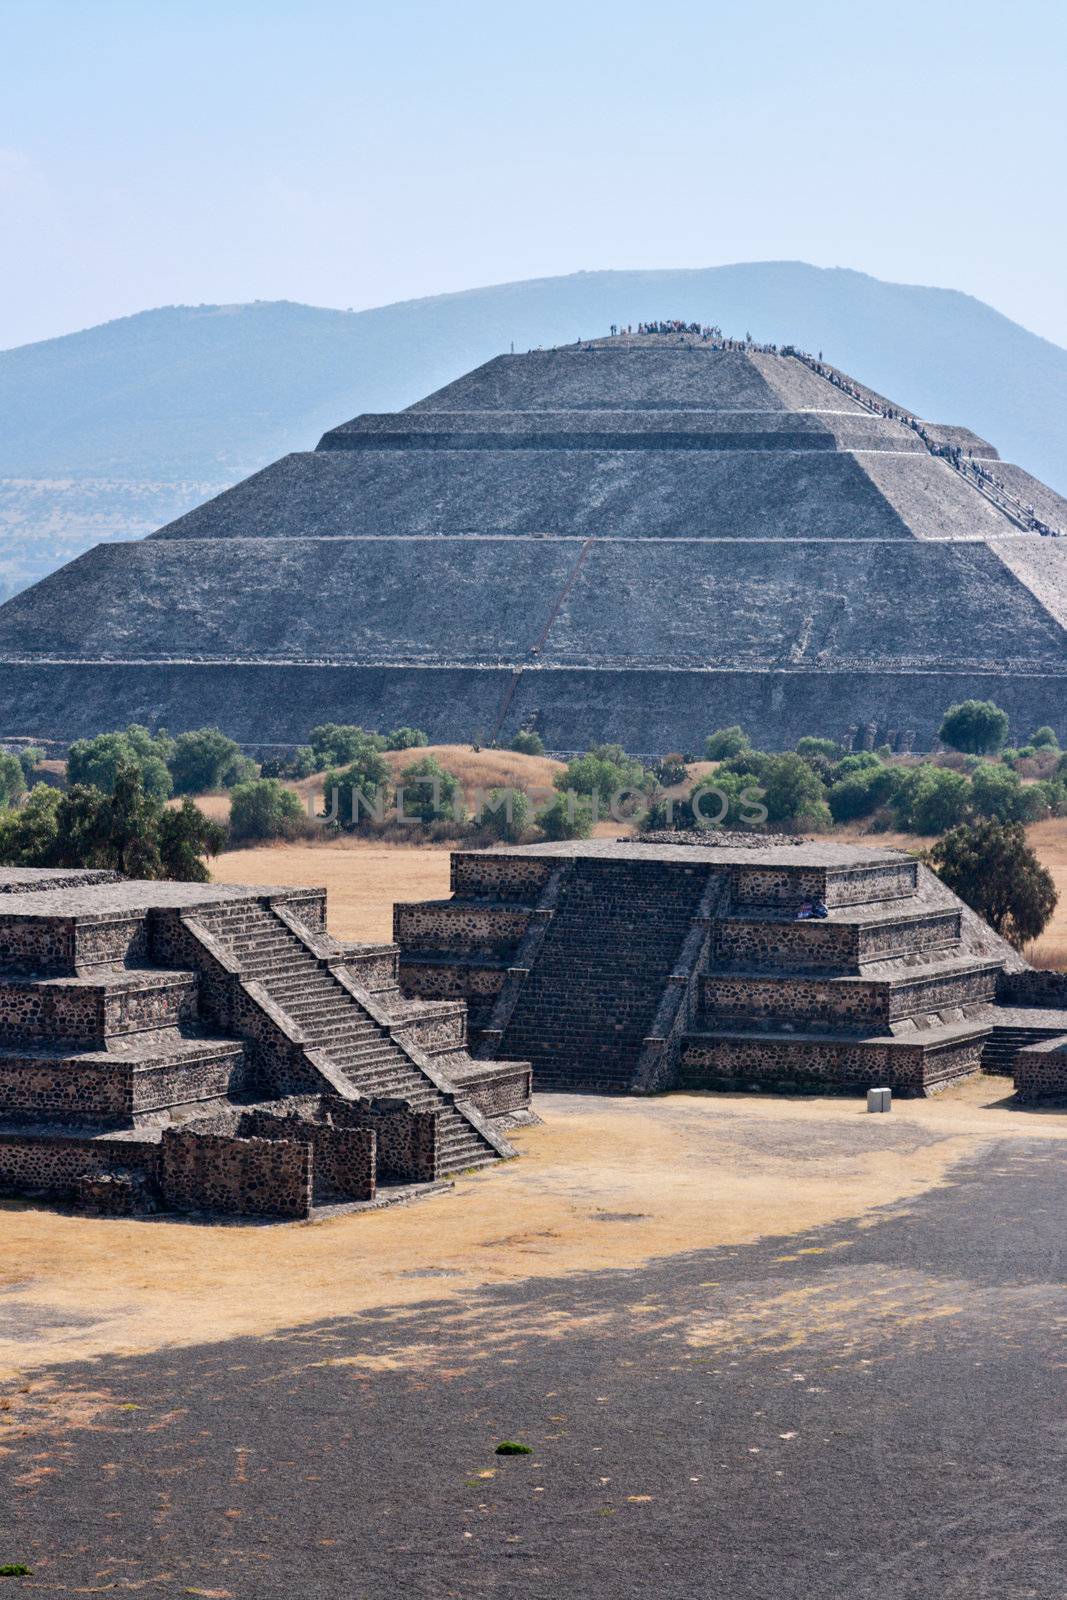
left=2, top=1081, right=1065, bottom=1384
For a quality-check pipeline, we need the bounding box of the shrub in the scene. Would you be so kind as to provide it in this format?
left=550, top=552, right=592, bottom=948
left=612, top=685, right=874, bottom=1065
left=396, top=755, right=464, bottom=824
left=647, top=770, right=766, bottom=831
left=538, top=792, right=594, bottom=840
left=653, top=752, right=688, bottom=786
left=929, top=821, right=1057, bottom=948
left=0, top=763, right=224, bottom=881
left=308, top=723, right=386, bottom=769
left=261, top=746, right=316, bottom=780
left=831, top=751, right=884, bottom=779
left=495, top=1442, right=532, bottom=1456
left=510, top=730, right=545, bottom=757
left=67, top=725, right=174, bottom=800
left=321, top=743, right=393, bottom=827
left=230, top=779, right=306, bottom=843
left=476, top=786, right=531, bottom=843
left=759, top=754, right=831, bottom=830
left=169, top=727, right=256, bottom=795
left=892, top=765, right=970, bottom=834
left=1030, top=726, right=1060, bottom=750
left=703, top=726, right=750, bottom=761
left=795, top=736, right=840, bottom=759
left=384, top=726, right=428, bottom=751
left=556, top=745, right=651, bottom=806
left=158, top=800, right=228, bottom=881
left=939, top=699, right=1009, bottom=756
left=16, top=747, right=43, bottom=783
left=0, top=753, right=26, bottom=809
left=969, top=762, right=1028, bottom=823
left=0, top=785, right=62, bottom=863
left=827, top=766, right=898, bottom=823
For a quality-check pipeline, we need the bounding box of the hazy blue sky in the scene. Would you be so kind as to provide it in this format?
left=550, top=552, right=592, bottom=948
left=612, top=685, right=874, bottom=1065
left=3, top=0, right=1066, bottom=351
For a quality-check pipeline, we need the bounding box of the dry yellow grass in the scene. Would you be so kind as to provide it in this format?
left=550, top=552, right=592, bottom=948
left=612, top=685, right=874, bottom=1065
left=211, top=841, right=453, bottom=942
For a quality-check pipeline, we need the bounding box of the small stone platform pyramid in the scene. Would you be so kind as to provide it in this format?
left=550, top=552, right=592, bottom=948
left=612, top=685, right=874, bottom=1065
left=394, top=839, right=1067, bottom=1098
left=0, top=868, right=529, bottom=1219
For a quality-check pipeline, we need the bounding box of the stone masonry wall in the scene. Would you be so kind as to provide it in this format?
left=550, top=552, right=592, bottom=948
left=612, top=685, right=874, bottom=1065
left=0, top=1133, right=160, bottom=1199
left=0, top=971, right=198, bottom=1044
left=451, top=854, right=558, bottom=902
left=393, top=901, right=530, bottom=956
left=160, top=1127, right=312, bottom=1218
left=1013, top=1038, right=1067, bottom=1101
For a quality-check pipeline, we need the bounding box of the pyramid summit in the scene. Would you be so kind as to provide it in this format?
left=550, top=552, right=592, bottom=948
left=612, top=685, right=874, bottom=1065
left=1, top=329, right=1066, bottom=750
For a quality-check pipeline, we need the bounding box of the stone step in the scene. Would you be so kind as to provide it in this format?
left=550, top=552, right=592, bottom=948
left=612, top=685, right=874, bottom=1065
left=680, top=1018, right=989, bottom=1096
left=701, top=960, right=999, bottom=1033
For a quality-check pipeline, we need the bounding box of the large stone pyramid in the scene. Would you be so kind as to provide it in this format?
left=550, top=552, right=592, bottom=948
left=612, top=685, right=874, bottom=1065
left=2, top=332, right=1066, bottom=749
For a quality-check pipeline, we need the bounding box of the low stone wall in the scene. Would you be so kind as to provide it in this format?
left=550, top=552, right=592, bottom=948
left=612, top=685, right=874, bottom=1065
left=0, top=1131, right=160, bottom=1198
left=398, top=958, right=506, bottom=1006
left=679, top=1031, right=985, bottom=1096
left=451, top=853, right=558, bottom=902
left=392, top=1004, right=467, bottom=1057
left=236, top=1110, right=375, bottom=1203
left=331, top=1098, right=438, bottom=1183
left=393, top=900, right=530, bottom=955
left=998, top=970, right=1067, bottom=1008
left=449, top=1061, right=532, bottom=1118
left=160, top=1127, right=312, bottom=1218
left=1013, top=1037, right=1067, bottom=1102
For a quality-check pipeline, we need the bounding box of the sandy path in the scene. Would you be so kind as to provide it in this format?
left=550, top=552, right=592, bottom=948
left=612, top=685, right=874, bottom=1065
left=2, top=1081, right=1065, bottom=1381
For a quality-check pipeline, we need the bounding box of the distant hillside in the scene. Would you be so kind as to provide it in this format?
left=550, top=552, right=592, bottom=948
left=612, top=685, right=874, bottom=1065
left=2, top=261, right=1067, bottom=595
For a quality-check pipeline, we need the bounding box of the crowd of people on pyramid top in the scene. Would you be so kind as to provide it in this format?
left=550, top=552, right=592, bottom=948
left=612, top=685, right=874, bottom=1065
left=604, top=321, right=784, bottom=352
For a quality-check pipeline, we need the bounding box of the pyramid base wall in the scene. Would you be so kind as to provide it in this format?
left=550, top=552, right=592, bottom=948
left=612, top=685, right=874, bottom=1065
left=0, top=662, right=1064, bottom=751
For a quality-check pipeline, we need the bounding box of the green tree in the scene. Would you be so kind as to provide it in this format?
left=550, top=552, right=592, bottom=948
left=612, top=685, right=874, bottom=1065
left=929, top=822, right=1057, bottom=948
left=939, top=700, right=1010, bottom=756
left=969, top=762, right=1029, bottom=823
left=510, top=730, right=545, bottom=757
left=795, top=736, right=840, bottom=759
left=229, top=779, right=306, bottom=844
left=827, top=765, right=898, bottom=823
left=891, top=765, right=970, bottom=834
left=397, top=755, right=464, bottom=823
left=16, top=747, right=44, bottom=784
left=556, top=744, right=651, bottom=807
left=67, top=725, right=174, bottom=800
left=0, top=785, right=62, bottom=864
left=538, top=792, right=594, bottom=841
left=703, top=726, right=750, bottom=761
left=321, top=741, right=393, bottom=827
left=0, top=753, right=26, bottom=809
left=169, top=727, right=256, bottom=794
left=158, top=799, right=228, bottom=880
left=384, top=726, right=428, bottom=751
left=1030, top=726, right=1060, bottom=750
left=760, top=754, right=831, bottom=830
left=309, top=723, right=386, bottom=769
left=477, top=786, right=531, bottom=843
left=831, top=751, right=884, bottom=780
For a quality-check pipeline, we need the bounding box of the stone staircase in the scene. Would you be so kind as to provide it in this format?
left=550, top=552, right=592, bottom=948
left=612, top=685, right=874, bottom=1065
left=201, top=901, right=501, bottom=1174
left=395, top=841, right=1047, bottom=1099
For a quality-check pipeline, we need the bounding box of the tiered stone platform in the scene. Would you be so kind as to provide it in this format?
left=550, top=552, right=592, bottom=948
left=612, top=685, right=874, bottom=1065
left=0, top=869, right=529, bottom=1219
left=395, top=839, right=1067, bottom=1099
